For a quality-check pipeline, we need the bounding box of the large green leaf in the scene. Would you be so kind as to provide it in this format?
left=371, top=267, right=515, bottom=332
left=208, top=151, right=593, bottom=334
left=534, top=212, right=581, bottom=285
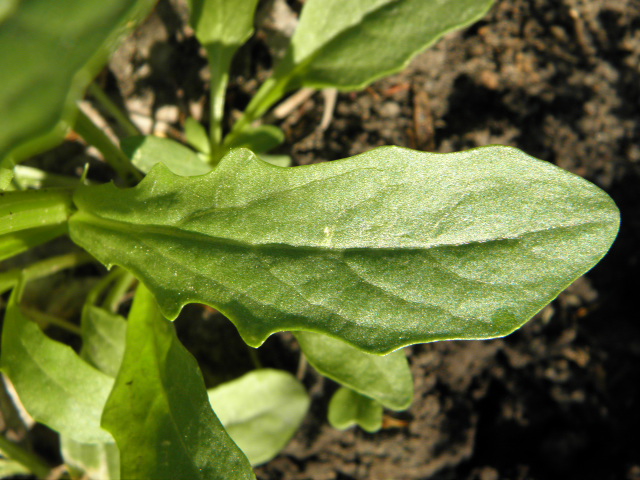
left=241, top=0, right=494, bottom=123
left=295, top=331, right=412, bottom=410
left=101, top=283, right=255, bottom=480
left=328, top=386, right=383, bottom=433
left=0, top=0, right=157, bottom=164
left=207, top=369, right=309, bottom=466
left=0, top=282, right=115, bottom=444
left=69, top=146, right=620, bottom=354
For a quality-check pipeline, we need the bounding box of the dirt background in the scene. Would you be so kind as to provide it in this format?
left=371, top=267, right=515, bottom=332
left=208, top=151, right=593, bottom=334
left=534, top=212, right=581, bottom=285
left=5, top=0, right=640, bottom=479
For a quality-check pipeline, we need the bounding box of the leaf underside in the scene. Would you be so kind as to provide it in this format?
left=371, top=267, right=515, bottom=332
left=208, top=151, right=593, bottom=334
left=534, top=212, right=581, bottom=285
left=70, top=146, right=620, bottom=354
left=328, top=387, right=383, bottom=433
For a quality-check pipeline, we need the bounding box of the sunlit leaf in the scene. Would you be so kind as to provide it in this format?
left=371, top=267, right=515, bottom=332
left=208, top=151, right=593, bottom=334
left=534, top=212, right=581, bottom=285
left=0, top=282, right=114, bottom=444
left=70, top=146, right=619, bottom=354
left=0, top=0, right=157, bottom=164
left=121, top=135, right=211, bottom=176
left=61, top=438, right=120, bottom=480
left=295, top=331, right=412, bottom=410
left=227, top=125, right=285, bottom=153
left=328, top=387, right=383, bottom=433
left=243, top=0, right=494, bottom=120
left=207, top=369, right=309, bottom=466
left=101, top=283, right=255, bottom=479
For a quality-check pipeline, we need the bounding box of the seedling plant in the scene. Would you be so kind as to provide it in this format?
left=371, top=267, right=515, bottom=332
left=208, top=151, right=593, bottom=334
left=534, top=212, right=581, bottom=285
left=0, top=0, right=620, bottom=478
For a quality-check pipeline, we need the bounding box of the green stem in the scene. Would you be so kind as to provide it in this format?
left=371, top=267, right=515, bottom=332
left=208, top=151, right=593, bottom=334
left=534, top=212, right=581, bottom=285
left=102, top=270, right=136, bottom=313
left=88, top=83, right=141, bottom=138
left=0, top=434, right=51, bottom=479
left=0, top=251, right=95, bottom=296
left=206, top=48, right=232, bottom=156
left=74, top=108, right=142, bottom=185
left=86, top=267, right=127, bottom=306
left=21, top=306, right=82, bottom=336
left=0, top=188, right=73, bottom=237
left=222, top=75, right=291, bottom=155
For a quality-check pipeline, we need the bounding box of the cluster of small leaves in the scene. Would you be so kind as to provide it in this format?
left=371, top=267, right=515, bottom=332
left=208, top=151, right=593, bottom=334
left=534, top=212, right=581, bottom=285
left=0, top=0, right=620, bottom=479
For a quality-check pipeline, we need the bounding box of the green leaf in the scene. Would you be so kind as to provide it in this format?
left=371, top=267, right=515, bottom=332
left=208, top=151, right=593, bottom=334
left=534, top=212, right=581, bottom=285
left=227, top=125, right=286, bottom=154
left=295, top=331, right=412, bottom=410
left=184, top=118, right=212, bottom=155
left=207, top=369, right=309, bottom=466
left=61, top=437, right=120, bottom=480
left=261, top=154, right=292, bottom=167
left=121, top=135, right=211, bottom=176
left=0, top=282, right=115, bottom=444
left=69, top=146, right=620, bottom=354
left=0, top=0, right=157, bottom=164
left=80, top=306, right=127, bottom=377
left=328, top=387, right=383, bottom=433
left=242, top=0, right=494, bottom=122
left=101, top=283, right=255, bottom=480
left=186, top=0, right=260, bottom=148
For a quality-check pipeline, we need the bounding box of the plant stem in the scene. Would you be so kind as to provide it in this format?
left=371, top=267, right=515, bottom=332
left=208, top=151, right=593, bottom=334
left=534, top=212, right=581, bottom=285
left=206, top=48, right=232, bottom=158
left=21, top=306, right=82, bottom=336
left=88, top=83, right=141, bottom=137
left=0, top=434, right=51, bottom=479
left=222, top=74, right=293, bottom=158
left=0, top=251, right=95, bottom=296
left=102, top=269, right=136, bottom=313
left=73, top=108, right=142, bottom=185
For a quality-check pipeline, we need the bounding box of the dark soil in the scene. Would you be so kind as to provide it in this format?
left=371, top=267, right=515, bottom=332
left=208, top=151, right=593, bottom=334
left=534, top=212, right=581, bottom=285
left=6, top=0, right=640, bottom=478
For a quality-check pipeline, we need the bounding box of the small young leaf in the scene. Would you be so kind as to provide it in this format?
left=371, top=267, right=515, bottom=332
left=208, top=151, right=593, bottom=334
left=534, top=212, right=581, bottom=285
left=0, top=0, right=156, bottom=163
left=121, top=135, right=211, bottom=176
left=187, top=0, right=259, bottom=48
left=227, top=125, right=286, bottom=154
left=61, top=437, right=120, bottom=480
left=243, top=0, right=494, bottom=120
left=207, top=369, right=310, bottom=466
left=295, top=331, right=412, bottom=410
left=80, top=306, right=127, bottom=378
left=184, top=118, right=212, bottom=155
left=260, top=154, right=292, bottom=167
left=328, top=387, right=383, bottom=433
left=0, top=283, right=115, bottom=444
left=101, top=283, right=255, bottom=480
left=69, top=146, right=619, bottom=354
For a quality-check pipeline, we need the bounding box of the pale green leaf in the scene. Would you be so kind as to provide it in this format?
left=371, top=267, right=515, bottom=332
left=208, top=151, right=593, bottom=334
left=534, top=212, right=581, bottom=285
left=227, top=125, right=285, bottom=153
left=101, top=283, right=255, bottom=480
left=207, top=369, right=309, bottom=466
left=261, top=154, right=292, bottom=167
left=69, top=146, right=620, bottom=354
left=187, top=0, right=259, bottom=48
left=61, top=437, right=120, bottom=480
left=80, top=306, right=127, bottom=378
left=295, top=331, right=412, bottom=410
left=184, top=118, right=211, bottom=155
left=0, top=283, right=115, bottom=444
left=328, top=387, right=383, bottom=433
left=0, top=0, right=157, bottom=164
left=0, top=456, right=30, bottom=478
left=121, top=135, right=211, bottom=176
